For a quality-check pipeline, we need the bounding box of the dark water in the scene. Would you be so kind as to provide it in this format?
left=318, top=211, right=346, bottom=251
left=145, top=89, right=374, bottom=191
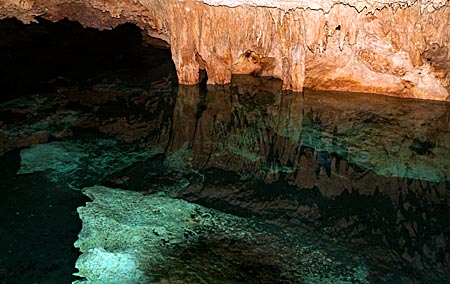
left=0, top=18, right=449, bottom=284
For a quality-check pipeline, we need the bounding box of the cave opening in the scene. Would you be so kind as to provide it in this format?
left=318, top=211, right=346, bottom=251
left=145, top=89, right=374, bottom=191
left=0, top=17, right=176, bottom=101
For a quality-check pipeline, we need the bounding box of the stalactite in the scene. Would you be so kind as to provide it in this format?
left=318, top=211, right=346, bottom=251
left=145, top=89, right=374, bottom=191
left=1, top=0, right=449, bottom=100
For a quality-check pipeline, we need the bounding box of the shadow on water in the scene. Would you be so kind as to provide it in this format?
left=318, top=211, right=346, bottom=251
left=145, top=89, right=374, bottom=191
left=1, top=16, right=450, bottom=284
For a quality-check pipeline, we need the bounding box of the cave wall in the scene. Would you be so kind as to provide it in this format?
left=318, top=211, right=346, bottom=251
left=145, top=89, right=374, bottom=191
left=1, top=0, right=450, bottom=100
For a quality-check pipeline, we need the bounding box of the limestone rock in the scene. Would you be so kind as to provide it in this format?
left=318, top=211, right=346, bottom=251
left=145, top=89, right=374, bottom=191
left=73, top=185, right=371, bottom=284
left=1, top=0, right=449, bottom=100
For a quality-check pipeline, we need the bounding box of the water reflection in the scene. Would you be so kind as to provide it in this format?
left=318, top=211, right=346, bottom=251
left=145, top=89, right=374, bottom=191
left=174, top=76, right=450, bottom=183
left=171, top=76, right=450, bottom=279
left=1, top=75, right=449, bottom=282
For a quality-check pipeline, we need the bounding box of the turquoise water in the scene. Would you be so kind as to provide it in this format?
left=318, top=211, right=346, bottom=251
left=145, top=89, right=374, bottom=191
left=1, top=76, right=449, bottom=283
left=0, top=18, right=449, bottom=284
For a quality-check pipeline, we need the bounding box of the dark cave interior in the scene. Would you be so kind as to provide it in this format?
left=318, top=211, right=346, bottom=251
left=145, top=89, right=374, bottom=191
left=0, top=17, right=174, bottom=100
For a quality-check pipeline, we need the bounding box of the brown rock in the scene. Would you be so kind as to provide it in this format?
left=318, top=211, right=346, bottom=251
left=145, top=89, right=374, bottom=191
left=1, top=0, right=449, bottom=100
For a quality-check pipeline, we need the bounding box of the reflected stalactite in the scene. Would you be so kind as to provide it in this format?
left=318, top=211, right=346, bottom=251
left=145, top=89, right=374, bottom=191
left=168, top=77, right=450, bottom=272
left=170, top=76, right=450, bottom=189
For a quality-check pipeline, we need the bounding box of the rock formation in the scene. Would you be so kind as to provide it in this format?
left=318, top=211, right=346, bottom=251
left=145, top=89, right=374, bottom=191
left=73, top=186, right=370, bottom=284
left=1, top=0, right=450, bottom=100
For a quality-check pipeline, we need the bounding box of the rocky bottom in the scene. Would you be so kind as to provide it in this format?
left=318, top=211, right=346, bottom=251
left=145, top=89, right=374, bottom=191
left=9, top=138, right=372, bottom=283
left=73, top=186, right=370, bottom=284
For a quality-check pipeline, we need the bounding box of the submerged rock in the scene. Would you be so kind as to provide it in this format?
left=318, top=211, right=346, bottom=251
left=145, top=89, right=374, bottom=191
left=17, top=140, right=159, bottom=189
left=73, top=186, right=371, bottom=284
left=17, top=142, right=87, bottom=175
